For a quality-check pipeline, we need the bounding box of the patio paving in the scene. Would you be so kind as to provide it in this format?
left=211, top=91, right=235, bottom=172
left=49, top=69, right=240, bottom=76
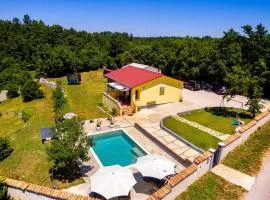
left=135, top=123, right=201, bottom=163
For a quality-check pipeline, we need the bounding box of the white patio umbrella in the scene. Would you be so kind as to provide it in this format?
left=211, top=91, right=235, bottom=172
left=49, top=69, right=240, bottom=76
left=134, top=154, right=176, bottom=180
left=90, top=165, right=136, bottom=199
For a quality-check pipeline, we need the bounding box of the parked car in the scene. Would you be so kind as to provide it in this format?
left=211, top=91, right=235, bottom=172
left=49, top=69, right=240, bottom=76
left=184, top=80, right=201, bottom=91
left=200, top=81, right=213, bottom=91
left=215, top=86, right=228, bottom=95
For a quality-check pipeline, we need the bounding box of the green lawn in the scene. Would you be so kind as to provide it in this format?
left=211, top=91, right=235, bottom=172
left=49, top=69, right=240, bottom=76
left=163, top=117, right=221, bottom=151
left=223, top=121, right=270, bottom=176
left=181, top=107, right=253, bottom=135
left=176, top=172, right=245, bottom=200
left=49, top=70, right=107, bottom=120
left=0, top=86, right=83, bottom=188
left=0, top=70, right=107, bottom=188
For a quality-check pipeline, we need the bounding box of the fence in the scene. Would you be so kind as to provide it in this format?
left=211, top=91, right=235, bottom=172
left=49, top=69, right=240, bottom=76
left=216, top=110, right=270, bottom=162
left=3, top=177, right=98, bottom=200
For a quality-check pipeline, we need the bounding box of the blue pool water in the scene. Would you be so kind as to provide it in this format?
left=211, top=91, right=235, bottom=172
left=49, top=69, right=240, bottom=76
left=90, top=130, right=147, bottom=167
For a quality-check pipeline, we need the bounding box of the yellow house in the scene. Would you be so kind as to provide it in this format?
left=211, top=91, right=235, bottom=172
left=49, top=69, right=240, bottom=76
left=103, top=64, right=183, bottom=115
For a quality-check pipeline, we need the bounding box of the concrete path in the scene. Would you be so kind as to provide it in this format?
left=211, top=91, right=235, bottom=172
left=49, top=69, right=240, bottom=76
left=245, top=155, right=270, bottom=200
left=212, top=164, right=255, bottom=191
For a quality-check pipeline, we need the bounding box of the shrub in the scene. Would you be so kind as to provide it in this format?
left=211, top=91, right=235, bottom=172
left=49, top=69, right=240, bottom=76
left=6, top=83, right=19, bottom=98
left=112, top=108, right=117, bottom=116
left=0, top=179, right=9, bottom=200
left=21, top=79, right=44, bottom=102
left=0, top=137, right=13, bottom=161
left=21, top=110, right=31, bottom=123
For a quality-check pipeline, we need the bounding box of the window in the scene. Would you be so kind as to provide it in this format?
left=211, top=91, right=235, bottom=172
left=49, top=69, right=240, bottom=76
left=135, top=90, right=140, bottom=100
left=160, top=87, right=165, bottom=96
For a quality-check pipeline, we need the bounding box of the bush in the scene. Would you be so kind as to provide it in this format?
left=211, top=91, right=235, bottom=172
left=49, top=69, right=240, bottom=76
left=21, top=79, right=44, bottom=102
left=112, top=108, right=117, bottom=116
left=21, top=110, right=31, bottom=123
left=0, top=137, right=13, bottom=161
left=0, top=179, right=9, bottom=200
left=6, top=83, right=19, bottom=98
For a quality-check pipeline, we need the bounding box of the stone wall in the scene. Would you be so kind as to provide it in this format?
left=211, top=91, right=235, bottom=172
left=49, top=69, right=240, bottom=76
left=147, top=151, right=215, bottom=200
left=102, top=92, right=122, bottom=115
left=3, top=177, right=98, bottom=200
left=217, top=110, right=270, bottom=162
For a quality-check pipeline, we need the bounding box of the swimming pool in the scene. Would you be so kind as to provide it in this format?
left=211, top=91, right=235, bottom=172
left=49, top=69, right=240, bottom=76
left=90, top=129, right=148, bottom=167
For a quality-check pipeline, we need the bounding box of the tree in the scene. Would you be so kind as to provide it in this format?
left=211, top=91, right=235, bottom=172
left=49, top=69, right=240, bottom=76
left=6, top=83, right=19, bottom=98
left=52, top=82, right=66, bottom=122
left=46, top=119, right=88, bottom=180
left=21, top=80, right=44, bottom=102
left=0, top=137, right=13, bottom=161
left=246, top=81, right=264, bottom=117
left=22, top=14, right=31, bottom=24
left=21, top=110, right=31, bottom=124
left=0, top=179, right=9, bottom=200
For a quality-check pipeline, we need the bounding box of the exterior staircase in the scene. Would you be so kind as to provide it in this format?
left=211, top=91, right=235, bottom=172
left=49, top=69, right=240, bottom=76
left=122, top=105, right=134, bottom=115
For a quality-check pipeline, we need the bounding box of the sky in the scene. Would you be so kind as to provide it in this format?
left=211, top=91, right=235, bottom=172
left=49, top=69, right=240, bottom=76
left=0, top=0, right=270, bottom=37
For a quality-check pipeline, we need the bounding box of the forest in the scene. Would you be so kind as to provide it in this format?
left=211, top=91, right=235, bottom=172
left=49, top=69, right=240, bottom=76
left=0, top=15, right=269, bottom=98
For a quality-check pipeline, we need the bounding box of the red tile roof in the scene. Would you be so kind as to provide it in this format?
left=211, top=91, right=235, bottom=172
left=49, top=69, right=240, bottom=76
left=104, top=66, right=163, bottom=88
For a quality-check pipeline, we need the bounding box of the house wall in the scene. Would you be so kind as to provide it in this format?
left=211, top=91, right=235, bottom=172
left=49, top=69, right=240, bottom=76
left=131, top=76, right=183, bottom=109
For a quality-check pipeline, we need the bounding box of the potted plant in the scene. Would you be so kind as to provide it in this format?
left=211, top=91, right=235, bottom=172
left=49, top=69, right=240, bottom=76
left=109, top=117, right=116, bottom=128
left=96, top=119, right=102, bottom=130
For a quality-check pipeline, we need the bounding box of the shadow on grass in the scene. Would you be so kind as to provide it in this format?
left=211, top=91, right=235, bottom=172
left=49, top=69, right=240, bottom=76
left=49, top=164, right=82, bottom=187
left=205, top=107, right=252, bottom=119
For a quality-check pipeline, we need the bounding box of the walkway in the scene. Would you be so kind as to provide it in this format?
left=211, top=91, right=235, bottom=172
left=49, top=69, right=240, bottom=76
left=211, top=164, right=255, bottom=191
left=138, top=122, right=201, bottom=163
left=172, top=115, right=230, bottom=141
left=245, top=154, right=270, bottom=200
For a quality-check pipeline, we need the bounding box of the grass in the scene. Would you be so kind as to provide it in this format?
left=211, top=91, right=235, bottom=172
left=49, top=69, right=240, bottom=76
left=223, top=121, right=270, bottom=176
left=0, top=86, right=84, bottom=188
left=176, top=172, right=246, bottom=200
left=163, top=117, right=221, bottom=151
left=181, top=107, right=253, bottom=135
left=49, top=70, right=107, bottom=120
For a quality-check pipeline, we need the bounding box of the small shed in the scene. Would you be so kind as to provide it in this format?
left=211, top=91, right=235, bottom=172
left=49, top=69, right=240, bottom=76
left=40, top=128, right=52, bottom=144
left=67, top=73, right=81, bottom=85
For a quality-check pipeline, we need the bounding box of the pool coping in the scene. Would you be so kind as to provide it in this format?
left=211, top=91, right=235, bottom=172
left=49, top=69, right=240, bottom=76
left=87, top=128, right=151, bottom=168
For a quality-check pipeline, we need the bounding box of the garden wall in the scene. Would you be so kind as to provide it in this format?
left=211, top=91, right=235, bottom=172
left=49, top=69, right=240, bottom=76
left=217, top=110, right=270, bottom=162
left=147, top=151, right=215, bottom=200
left=102, top=92, right=122, bottom=115
left=3, top=177, right=97, bottom=200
